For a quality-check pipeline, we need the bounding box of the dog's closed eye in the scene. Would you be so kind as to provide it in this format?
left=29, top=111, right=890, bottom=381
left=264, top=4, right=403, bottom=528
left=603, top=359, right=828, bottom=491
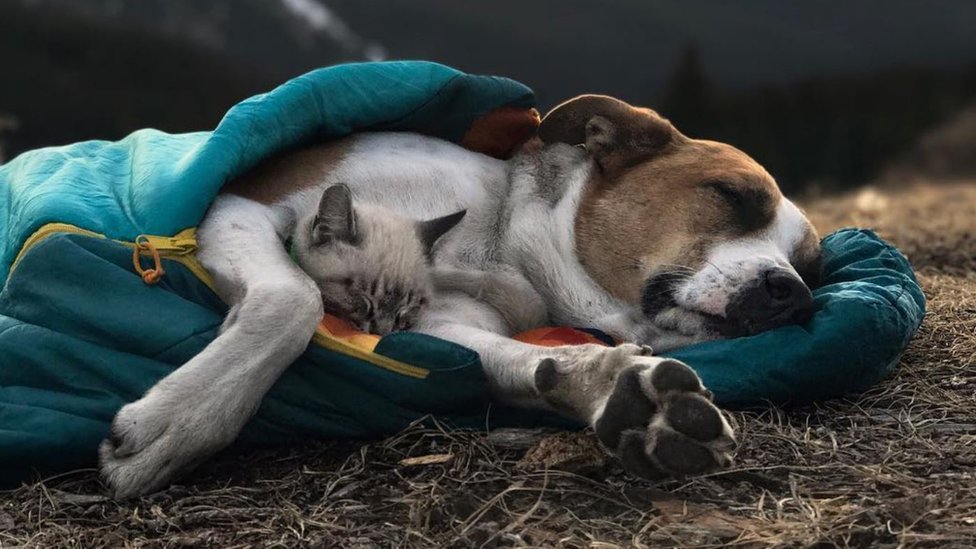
left=706, top=181, right=744, bottom=206
left=703, top=180, right=775, bottom=234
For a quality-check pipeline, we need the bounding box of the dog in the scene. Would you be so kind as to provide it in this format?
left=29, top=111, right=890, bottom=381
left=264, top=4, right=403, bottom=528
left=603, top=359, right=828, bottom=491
left=99, top=95, right=822, bottom=497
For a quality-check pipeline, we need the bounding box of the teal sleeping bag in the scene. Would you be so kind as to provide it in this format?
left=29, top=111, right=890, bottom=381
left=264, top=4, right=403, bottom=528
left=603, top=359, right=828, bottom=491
left=0, top=61, right=925, bottom=486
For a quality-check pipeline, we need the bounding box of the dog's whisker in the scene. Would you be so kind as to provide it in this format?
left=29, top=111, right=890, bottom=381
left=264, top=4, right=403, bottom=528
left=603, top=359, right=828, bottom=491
left=704, top=260, right=727, bottom=277
left=603, top=249, right=646, bottom=265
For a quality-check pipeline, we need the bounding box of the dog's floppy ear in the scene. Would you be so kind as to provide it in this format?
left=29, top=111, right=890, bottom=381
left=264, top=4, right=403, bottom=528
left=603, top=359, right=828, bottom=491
left=313, top=183, right=359, bottom=245
left=416, top=209, right=467, bottom=258
left=538, top=94, right=675, bottom=178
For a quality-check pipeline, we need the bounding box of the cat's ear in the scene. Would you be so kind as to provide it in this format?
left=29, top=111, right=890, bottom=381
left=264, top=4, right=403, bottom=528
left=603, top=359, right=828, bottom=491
left=313, top=183, right=358, bottom=245
left=416, top=209, right=467, bottom=257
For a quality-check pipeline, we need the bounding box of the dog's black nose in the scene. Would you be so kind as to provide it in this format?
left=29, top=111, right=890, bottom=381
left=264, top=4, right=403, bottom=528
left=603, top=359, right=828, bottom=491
left=725, top=268, right=815, bottom=336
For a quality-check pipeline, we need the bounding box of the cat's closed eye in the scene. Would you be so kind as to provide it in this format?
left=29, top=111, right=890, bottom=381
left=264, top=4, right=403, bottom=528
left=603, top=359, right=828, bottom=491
left=394, top=309, right=414, bottom=331
left=360, top=295, right=374, bottom=316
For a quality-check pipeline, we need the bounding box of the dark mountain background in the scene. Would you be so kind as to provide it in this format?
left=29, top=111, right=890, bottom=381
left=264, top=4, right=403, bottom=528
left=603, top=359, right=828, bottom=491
left=2, top=0, right=975, bottom=191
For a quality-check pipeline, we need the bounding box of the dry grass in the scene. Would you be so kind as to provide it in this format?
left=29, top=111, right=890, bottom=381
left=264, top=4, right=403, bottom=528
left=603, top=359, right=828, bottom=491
left=2, top=182, right=975, bottom=548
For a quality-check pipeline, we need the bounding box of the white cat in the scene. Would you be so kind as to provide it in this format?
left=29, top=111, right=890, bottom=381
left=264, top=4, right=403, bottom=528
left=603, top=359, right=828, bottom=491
left=292, top=183, right=547, bottom=335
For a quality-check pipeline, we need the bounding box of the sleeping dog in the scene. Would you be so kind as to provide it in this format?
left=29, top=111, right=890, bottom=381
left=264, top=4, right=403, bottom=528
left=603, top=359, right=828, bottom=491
left=99, top=95, right=822, bottom=497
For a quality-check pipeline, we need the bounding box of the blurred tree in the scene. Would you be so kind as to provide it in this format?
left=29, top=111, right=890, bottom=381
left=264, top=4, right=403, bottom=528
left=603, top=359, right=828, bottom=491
left=654, top=42, right=976, bottom=191
left=659, top=43, right=715, bottom=138
left=0, top=115, right=19, bottom=164
left=0, top=1, right=274, bottom=159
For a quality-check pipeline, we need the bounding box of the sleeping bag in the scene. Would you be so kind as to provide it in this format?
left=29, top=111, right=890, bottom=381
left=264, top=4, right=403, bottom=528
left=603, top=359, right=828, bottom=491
left=0, top=61, right=925, bottom=486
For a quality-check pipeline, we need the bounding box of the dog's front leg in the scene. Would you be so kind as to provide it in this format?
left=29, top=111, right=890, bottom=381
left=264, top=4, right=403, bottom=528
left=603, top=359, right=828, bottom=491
left=99, top=196, right=323, bottom=498
left=419, top=298, right=737, bottom=480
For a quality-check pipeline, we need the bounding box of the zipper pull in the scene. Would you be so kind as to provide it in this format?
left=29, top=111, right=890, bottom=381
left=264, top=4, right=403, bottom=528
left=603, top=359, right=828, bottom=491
left=132, top=235, right=165, bottom=285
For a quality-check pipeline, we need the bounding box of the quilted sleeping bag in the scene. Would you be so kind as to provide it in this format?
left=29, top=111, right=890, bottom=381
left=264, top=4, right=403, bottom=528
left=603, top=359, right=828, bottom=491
left=0, top=61, right=925, bottom=486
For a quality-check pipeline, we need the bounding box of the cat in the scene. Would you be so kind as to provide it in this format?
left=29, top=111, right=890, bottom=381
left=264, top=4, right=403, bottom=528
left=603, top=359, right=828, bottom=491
left=292, top=183, right=548, bottom=336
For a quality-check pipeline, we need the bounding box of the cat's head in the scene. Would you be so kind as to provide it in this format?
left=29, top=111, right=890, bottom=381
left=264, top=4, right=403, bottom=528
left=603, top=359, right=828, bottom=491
left=293, top=183, right=466, bottom=335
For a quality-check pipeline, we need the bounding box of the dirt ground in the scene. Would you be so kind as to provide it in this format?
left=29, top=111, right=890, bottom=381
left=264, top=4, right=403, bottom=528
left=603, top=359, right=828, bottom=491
left=2, top=181, right=975, bottom=548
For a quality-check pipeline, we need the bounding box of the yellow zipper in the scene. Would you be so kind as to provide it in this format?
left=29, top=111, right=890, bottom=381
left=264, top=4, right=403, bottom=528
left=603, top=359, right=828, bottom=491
left=11, top=223, right=430, bottom=379
left=12, top=223, right=206, bottom=279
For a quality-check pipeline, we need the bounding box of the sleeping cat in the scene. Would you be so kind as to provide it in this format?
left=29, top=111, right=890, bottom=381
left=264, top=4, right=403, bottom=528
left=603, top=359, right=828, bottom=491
left=292, top=183, right=547, bottom=336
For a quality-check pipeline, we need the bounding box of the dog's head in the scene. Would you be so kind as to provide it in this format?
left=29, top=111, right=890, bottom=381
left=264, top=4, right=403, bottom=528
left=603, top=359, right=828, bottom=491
left=540, top=95, right=822, bottom=348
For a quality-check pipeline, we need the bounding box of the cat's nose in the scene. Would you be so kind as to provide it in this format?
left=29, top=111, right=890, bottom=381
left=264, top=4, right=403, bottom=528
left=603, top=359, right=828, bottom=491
left=373, top=318, right=395, bottom=336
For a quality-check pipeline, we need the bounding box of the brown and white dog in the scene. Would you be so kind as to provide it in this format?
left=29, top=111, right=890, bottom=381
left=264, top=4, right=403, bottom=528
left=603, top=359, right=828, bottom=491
left=99, top=95, right=822, bottom=497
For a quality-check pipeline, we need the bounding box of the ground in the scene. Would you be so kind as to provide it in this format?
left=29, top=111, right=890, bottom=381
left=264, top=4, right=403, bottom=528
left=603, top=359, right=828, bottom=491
left=2, top=182, right=975, bottom=548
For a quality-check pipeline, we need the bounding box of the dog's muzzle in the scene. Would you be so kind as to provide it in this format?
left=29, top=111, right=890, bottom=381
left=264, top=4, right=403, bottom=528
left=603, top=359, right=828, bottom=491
left=718, top=268, right=815, bottom=337
left=641, top=268, right=816, bottom=339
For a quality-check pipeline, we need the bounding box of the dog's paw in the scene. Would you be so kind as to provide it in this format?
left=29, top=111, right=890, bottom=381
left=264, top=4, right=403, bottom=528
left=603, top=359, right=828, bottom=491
left=534, top=348, right=735, bottom=479
left=99, top=391, right=229, bottom=498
